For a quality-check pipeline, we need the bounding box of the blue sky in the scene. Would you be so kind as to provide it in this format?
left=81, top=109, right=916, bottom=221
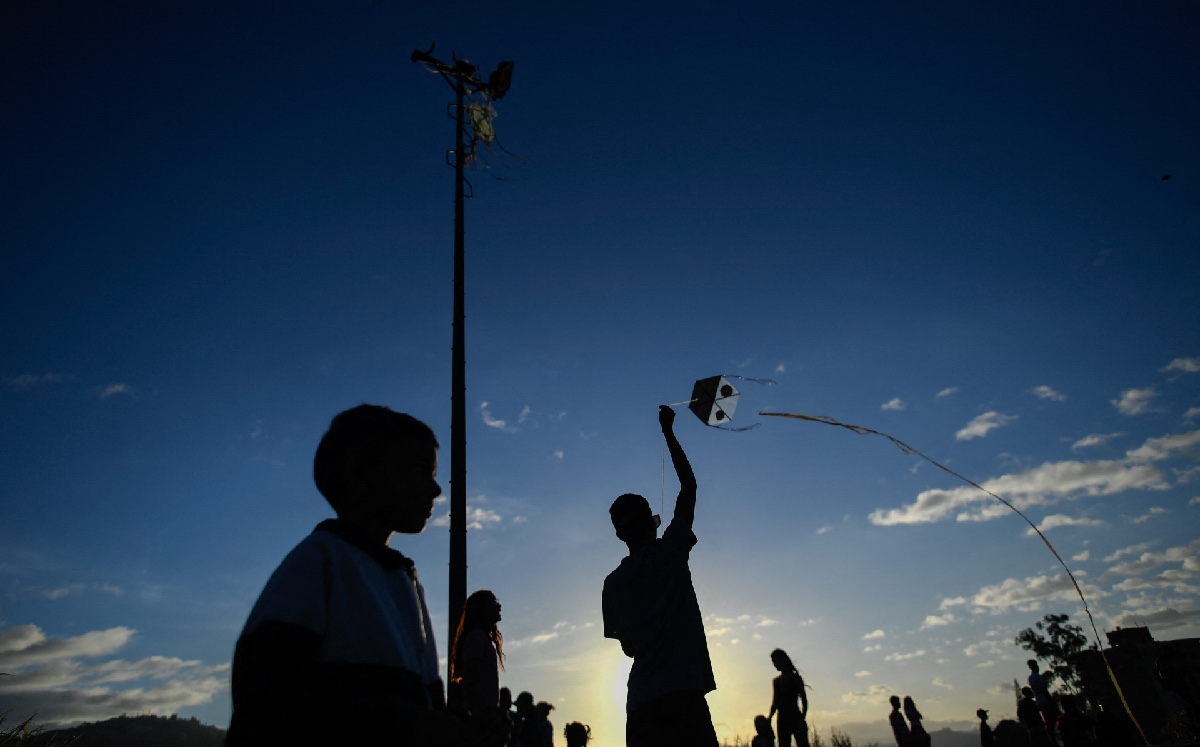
left=2, top=1, right=1198, bottom=743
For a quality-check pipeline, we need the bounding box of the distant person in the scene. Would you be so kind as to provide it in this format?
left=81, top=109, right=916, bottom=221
left=904, top=696, right=930, bottom=747
left=992, top=718, right=1030, bottom=747
left=530, top=701, right=555, bottom=747
left=512, top=691, right=536, bottom=747
left=451, top=589, right=505, bottom=717
left=977, top=708, right=994, bottom=747
left=768, top=649, right=810, bottom=747
left=752, top=714, right=776, bottom=747
left=227, top=404, right=461, bottom=746
left=1018, top=686, right=1050, bottom=747
left=888, top=696, right=911, bottom=747
left=563, top=721, right=591, bottom=747
left=1027, top=660, right=1060, bottom=746
left=603, top=405, right=719, bottom=747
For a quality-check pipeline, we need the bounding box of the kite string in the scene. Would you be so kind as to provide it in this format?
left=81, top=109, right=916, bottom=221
left=759, top=411, right=1148, bottom=745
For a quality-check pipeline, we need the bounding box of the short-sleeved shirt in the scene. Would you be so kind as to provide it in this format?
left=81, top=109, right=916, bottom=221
left=602, top=519, right=716, bottom=712
left=1028, top=671, right=1052, bottom=706
left=228, top=520, right=443, bottom=744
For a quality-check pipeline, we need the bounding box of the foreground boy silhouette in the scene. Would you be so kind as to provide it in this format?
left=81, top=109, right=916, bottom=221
left=603, top=405, right=718, bottom=747
left=227, top=404, right=461, bottom=746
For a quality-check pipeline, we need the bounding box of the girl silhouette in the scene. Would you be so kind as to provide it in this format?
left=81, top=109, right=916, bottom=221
left=450, top=589, right=505, bottom=717
left=769, top=649, right=810, bottom=747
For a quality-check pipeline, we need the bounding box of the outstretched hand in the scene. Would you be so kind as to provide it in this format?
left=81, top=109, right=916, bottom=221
left=658, top=405, right=676, bottom=432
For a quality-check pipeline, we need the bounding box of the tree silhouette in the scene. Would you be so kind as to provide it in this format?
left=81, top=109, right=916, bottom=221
left=1014, top=613, right=1089, bottom=693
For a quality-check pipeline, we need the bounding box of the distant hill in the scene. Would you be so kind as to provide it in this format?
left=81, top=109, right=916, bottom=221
left=24, top=714, right=226, bottom=747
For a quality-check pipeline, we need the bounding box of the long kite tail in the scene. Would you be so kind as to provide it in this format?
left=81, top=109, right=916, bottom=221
left=760, top=411, right=1148, bottom=745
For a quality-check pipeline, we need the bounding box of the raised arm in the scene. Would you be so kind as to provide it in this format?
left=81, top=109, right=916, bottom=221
left=660, top=406, right=697, bottom=528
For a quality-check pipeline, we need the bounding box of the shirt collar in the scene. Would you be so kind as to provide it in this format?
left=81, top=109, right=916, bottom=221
left=314, top=519, right=416, bottom=577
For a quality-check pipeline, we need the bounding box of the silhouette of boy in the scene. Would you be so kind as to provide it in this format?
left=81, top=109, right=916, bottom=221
left=603, top=406, right=718, bottom=747
left=888, top=696, right=910, bottom=747
left=1027, top=660, right=1060, bottom=746
left=227, top=405, right=458, bottom=746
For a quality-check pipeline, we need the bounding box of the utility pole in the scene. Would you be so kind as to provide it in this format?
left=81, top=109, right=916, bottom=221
left=411, top=44, right=513, bottom=687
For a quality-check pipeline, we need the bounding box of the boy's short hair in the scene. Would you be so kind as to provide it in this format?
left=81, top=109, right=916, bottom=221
left=313, top=404, right=437, bottom=514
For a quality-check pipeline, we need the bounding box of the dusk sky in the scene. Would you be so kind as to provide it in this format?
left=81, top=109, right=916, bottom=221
left=2, top=1, right=1198, bottom=744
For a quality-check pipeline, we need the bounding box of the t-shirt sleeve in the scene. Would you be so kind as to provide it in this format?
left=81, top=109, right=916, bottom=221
left=243, top=537, right=330, bottom=636
left=661, top=520, right=698, bottom=558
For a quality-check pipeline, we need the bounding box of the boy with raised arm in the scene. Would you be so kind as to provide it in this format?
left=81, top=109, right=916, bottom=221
left=603, top=405, right=719, bottom=747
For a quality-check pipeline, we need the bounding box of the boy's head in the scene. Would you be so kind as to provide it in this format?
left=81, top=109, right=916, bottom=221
left=890, top=695, right=901, bottom=709
left=313, top=405, right=440, bottom=534
left=1027, top=659, right=1038, bottom=672
left=609, top=493, right=660, bottom=546
left=754, top=715, right=771, bottom=734
left=563, top=721, right=590, bottom=747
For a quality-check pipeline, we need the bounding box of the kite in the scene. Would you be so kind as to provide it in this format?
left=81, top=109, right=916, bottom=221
left=671, top=375, right=775, bottom=430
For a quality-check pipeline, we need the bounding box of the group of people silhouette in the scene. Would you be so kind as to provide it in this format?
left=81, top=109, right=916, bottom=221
left=887, top=695, right=931, bottom=747
left=223, top=403, right=748, bottom=746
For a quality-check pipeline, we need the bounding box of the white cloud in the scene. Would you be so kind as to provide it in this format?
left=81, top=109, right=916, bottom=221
left=1031, top=386, right=1067, bottom=402
left=1105, top=541, right=1158, bottom=562
left=1191, top=497, right=1200, bottom=507
left=3, top=373, right=72, bottom=391
left=1125, top=430, right=1200, bottom=462
left=1072, top=433, right=1123, bottom=451
left=960, top=573, right=1106, bottom=614
left=816, top=525, right=833, bottom=535
left=96, top=383, right=132, bottom=400
left=921, top=614, right=956, bottom=629
left=1131, top=507, right=1169, bottom=524
left=552, top=450, right=564, bottom=460
left=0, top=625, right=224, bottom=727
left=863, top=644, right=883, bottom=653
left=862, top=629, right=886, bottom=640
left=1104, top=538, right=1200, bottom=578
left=841, top=684, right=893, bottom=705
left=775, top=362, right=786, bottom=374
left=932, top=677, right=953, bottom=689
left=939, top=596, right=968, bottom=610
left=479, top=401, right=513, bottom=431
left=854, top=670, right=871, bottom=678
left=1023, top=514, right=1104, bottom=536
left=1073, top=550, right=1091, bottom=562
left=1184, top=408, right=1200, bottom=423
left=956, top=412, right=1017, bottom=441
left=430, top=496, right=505, bottom=530
left=1112, top=387, right=1158, bottom=416
left=884, top=650, right=926, bottom=662
left=1161, top=357, right=1200, bottom=374
left=517, top=405, right=532, bottom=423
left=870, top=455, right=1167, bottom=526
left=882, top=398, right=906, bottom=412
left=936, top=387, right=959, bottom=399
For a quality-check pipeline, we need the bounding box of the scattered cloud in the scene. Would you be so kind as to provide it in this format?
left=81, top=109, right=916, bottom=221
left=956, top=412, right=1017, bottom=441
left=884, top=650, right=926, bottom=662
left=775, top=362, right=786, bottom=374
left=936, top=387, right=959, bottom=399
left=552, top=450, right=564, bottom=460
left=1112, top=387, right=1158, bottom=416
left=855, top=670, right=871, bottom=678
left=862, top=630, right=886, bottom=640
left=430, top=496, right=505, bottom=530
left=1184, top=408, right=1200, bottom=423
left=1191, top=497, right=1200, bottom=507
left=95, top=383, right=132, bottom=400
left=956, top=573, right=1106, bottom=614
left=870, top=448, right=1169, bottom=526
left=1031, top=386, right=1067, bottom=402
left=517, top=405, right=532, bottom=424
left=882, top=398, right=906, bottom=412
left=1103, top=538, right=1200, bottom=579
left=932, top=677, right=953, bottom=689
left=863, top=644, right=883, bottom=653
left=841, top=684, right=893, bottom=705
left=1072, top=433, right=1123, bottom=451
left=921, top=614, right=956, bottom=629
left=1125, top=430, right=1200, bottom=463
left=3, top=373, right=72, bottom=391
left=1024, top=514, right=1104, bottom=536
left=816, top=525, right=833, bottom=535
left=1073, top=550, right=1091, bottom=562
left=480, top=401, right=513, bottom=431
left=1131, top=507, right=1169, bottom=524
left=1161, top=358, right=1200, bottom=375
left=0, top=624, right=225, bottom=727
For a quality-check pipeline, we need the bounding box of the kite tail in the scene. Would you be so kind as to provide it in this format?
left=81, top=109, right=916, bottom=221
left=760, top=411, right=1149, bottom=745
